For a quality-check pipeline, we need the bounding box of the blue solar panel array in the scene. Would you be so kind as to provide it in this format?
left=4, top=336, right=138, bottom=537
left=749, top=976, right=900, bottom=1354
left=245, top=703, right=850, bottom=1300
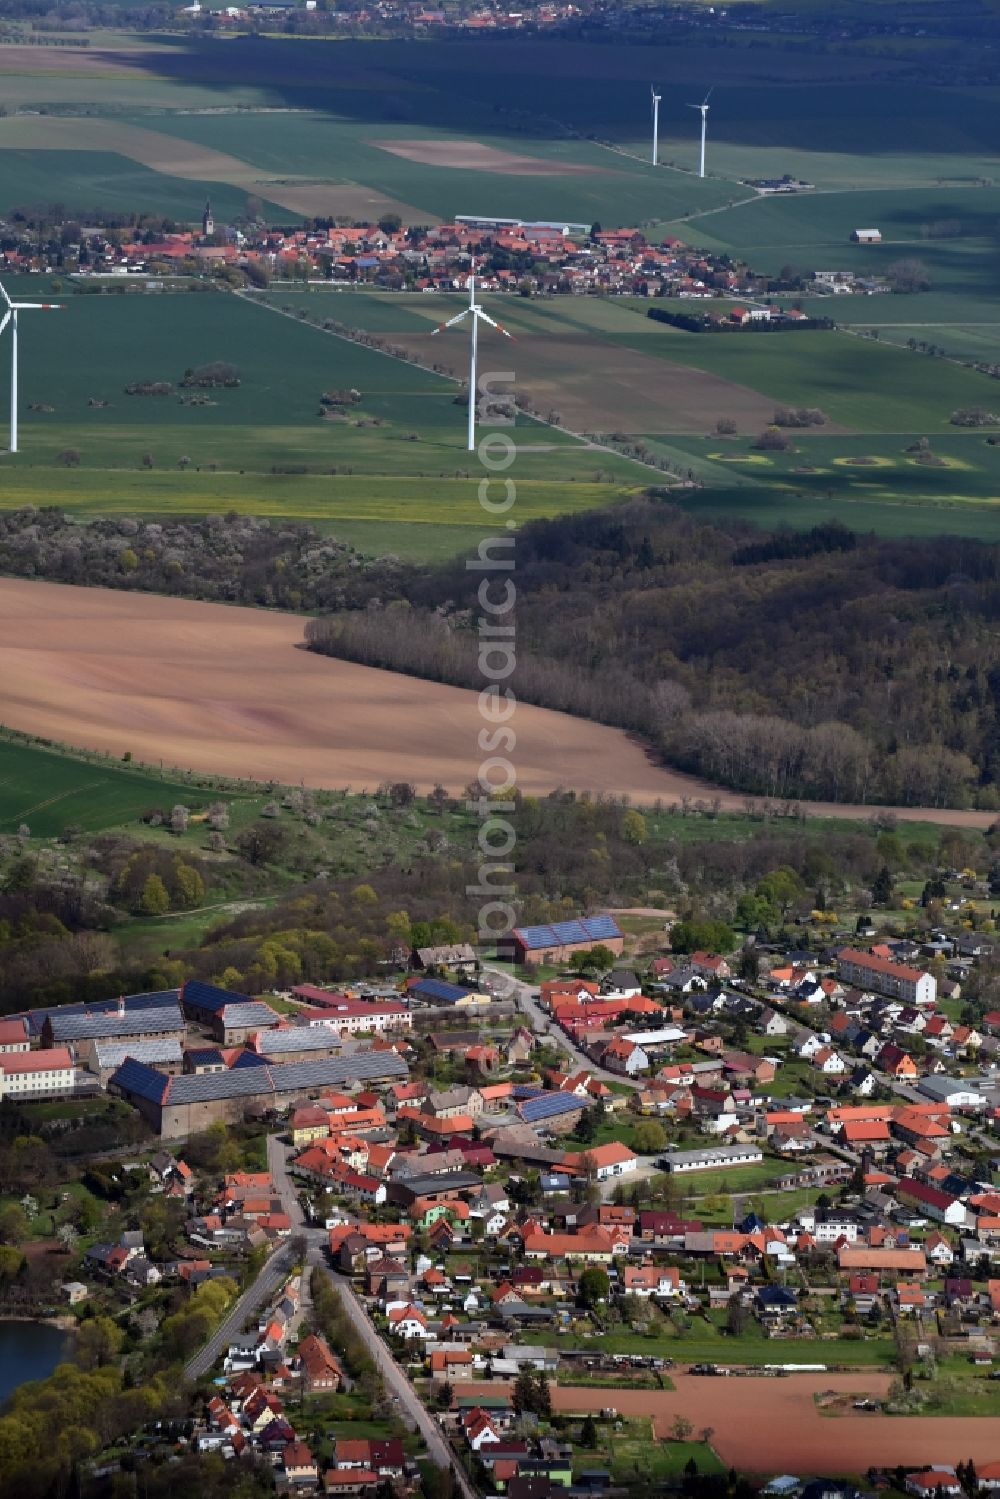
left=48, top=1005, right=183, bottom=1042
left=233, top=1050, right=270, bottom=1069
left=518, top=1090, right=586, bottom=1123
left=512, top=1084, right=544, bottom=1100
left=513, top=915, right=622, bottom=951
left=110, top=1057, right=172, bottom=1104
left=111, top=1050, right=409, bottom=1108
left=24, top=989, right=180, bottom=1037
left=182, top=978, right=251, bottom=1014
left=410, top=978, right=470, bottom=1003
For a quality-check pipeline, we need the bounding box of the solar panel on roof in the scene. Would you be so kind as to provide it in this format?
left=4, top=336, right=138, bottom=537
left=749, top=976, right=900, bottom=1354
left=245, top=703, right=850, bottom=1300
left=94, top=1039, right=182, bottom=1067
left=111, top=1049, right=408, bottom=1110
left=514, top=915, right=622, bottom=951
left=182, top=978, right=251, bottom=1013
left=25, top=989, right=180, bottom=1036
left=411, top=978, right=469, bottom=1002
left=220, top=1003, right=279, bottom=1027
left=581, top=914, right=621, bottom=940
left=48, top=1006, right=183, bottom=1041
left=518, top=1091, right=585, bottom=1123
left=110, top=1057, right=171, bottom=1104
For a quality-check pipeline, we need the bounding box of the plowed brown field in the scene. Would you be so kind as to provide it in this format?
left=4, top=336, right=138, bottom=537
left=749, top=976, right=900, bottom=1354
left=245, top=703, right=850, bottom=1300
left=0, top=578, right=992, bottom=825
left=553, top=1378, right=1000, bottom=1474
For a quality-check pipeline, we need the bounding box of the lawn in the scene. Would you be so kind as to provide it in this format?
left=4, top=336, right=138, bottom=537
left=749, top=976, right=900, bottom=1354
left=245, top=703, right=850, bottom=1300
left=537, top=1323, right=896, bottom=1368
left=667, top=1159, right=792, bottom=1195
left=576, top=1418, right=725, bottom=1480
left=0, top=733, right=252, bottom=836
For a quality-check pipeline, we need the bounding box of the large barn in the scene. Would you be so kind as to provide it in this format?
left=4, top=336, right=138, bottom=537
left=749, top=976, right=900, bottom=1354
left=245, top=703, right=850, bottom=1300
left=109, top=1050, right=409, bottom=1138
left=501, top=914, right=624, bottom=968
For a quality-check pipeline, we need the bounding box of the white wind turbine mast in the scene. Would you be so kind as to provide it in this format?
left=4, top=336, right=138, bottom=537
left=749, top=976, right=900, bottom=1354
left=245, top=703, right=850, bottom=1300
left=687, top=89, right=713, bottom=178
left=651, top=85, right=661, bottom=166
left=432, top=272, right=513, bottom=453
left=0, top=278, right=62, bottom=454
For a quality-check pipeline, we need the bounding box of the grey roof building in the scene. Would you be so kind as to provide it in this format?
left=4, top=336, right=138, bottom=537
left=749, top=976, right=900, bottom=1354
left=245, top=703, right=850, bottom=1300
left=110, top=1050, right=408, bottom=1138
left=90, top=1038, right=184, bottom=1077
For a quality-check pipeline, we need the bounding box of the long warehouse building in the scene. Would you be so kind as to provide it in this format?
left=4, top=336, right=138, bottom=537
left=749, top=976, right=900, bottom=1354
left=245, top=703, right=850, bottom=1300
left=110, top=1051, right=409, bottom=1138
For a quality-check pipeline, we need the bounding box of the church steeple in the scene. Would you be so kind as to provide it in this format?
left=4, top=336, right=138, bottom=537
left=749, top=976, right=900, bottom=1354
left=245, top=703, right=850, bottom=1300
left=202, top=199, right=214, bottom=237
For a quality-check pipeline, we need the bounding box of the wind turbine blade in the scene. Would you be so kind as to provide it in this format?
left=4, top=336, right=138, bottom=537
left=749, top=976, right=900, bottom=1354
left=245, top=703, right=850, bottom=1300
left=704, top=87, right=714, bottom=104
left=431, top=309, right=471, bottom=334
left=0, top=281, right=10, bottom=310
left=474, top=308, right=500, bottom=330
left=11, top=303, right=62, bottom=310
left=0, top=311, right=9, bottom=337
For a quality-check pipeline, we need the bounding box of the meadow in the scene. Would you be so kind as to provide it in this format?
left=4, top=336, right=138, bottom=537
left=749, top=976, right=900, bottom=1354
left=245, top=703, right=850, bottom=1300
left=0, top=733, right=250, bottom=836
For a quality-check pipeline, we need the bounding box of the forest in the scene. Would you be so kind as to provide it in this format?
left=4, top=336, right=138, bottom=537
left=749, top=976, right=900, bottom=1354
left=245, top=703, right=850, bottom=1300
left=305, top=500, right=1000, bottom=809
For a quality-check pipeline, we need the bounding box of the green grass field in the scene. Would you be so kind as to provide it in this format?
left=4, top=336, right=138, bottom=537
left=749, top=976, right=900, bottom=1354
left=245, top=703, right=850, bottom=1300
left=0, top=286, right=644, bottom=557
left=0, top=735, right=252, bottom=836
left=0, top=148, right=284, bottom=223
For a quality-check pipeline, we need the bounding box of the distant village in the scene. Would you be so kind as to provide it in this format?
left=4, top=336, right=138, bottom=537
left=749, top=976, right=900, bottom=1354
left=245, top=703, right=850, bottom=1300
left=0, top=207, right=889, bottom=307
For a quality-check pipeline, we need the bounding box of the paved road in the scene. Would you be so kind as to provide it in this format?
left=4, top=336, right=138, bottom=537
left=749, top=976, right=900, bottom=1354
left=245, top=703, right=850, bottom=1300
left=185, top=1133, right=320, bottom=1383
left=334, top=1276, right=477, bottom=1499
left=484, top=966, right=637, bottom=1088
left=185, top=1241, right=296, bottom=1382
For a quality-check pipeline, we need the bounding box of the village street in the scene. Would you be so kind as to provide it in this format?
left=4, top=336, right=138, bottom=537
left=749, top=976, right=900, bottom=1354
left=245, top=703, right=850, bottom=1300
left=484, top=966, right=636, bottom=1088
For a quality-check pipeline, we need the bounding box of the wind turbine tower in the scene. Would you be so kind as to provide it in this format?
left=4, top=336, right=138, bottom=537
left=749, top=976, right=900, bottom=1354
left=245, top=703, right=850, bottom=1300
left=0, top=279, right=61, bottom=454
left=651, top=86, right=661, bottom=166
left=432, top=274, right=513, bottom=453
left=688, top=90, right=712, bottom=178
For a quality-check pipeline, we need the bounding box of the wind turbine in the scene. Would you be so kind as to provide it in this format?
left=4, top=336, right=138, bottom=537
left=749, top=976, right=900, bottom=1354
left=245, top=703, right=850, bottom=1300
left=432, top=273, right=513, bottom=453
left=0, top=279, right=62, bottom=454
left=687, top=89, right=713, bottom=178
left=651, top=85, right=661, bottom=166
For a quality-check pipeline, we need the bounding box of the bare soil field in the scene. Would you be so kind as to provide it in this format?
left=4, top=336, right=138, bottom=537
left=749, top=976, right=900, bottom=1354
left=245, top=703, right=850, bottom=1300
left=0, top=579, right=992, bottom=827
left=552, top=1377, right=1000, bottom=1473
left=372, top=138, right=606, bottom=175
left=398, top=330, right=783, bottom=435
left=0, top=116, right=428, bottom=223
left=0, top=43, right=147, bottom=77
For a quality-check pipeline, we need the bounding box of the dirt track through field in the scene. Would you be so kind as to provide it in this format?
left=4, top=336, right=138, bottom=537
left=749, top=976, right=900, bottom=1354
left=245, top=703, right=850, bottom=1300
left=0, top=579, right=992, bottom=826
left=0, top=116, right=427, bottom=223
left=553, top=1378, right=1000, bottom=1473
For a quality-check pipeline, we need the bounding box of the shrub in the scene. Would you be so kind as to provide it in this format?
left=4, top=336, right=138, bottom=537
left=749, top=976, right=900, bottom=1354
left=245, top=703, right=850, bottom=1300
left=950, top=408, right=1000, bottom=427
left=754, top=426, right=793, bottom=451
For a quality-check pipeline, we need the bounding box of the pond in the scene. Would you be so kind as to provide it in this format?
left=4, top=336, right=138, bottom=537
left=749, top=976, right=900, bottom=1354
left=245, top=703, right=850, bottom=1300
left=0, top=1320, right=71, bottom=1405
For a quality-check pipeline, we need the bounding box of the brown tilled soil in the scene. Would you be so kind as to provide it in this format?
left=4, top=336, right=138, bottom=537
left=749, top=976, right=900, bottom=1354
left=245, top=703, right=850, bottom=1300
left=553, top=1377, right=1000, bottom=1473
left=0, top=579, right=992, bottom=827
left=371, top=138, right=606, bottom=175
left=382, top=329, right=784, bottom=436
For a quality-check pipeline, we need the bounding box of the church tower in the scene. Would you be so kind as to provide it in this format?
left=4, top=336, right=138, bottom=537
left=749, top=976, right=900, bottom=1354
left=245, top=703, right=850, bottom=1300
left=202, top=199, right=214, bottom=237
